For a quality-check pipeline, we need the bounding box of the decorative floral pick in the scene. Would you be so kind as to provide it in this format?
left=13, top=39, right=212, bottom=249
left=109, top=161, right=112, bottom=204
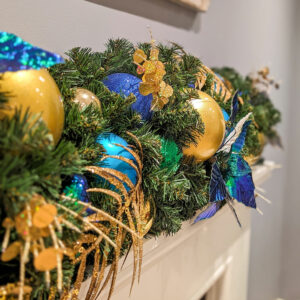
left=133, top=32, right=173, bottom=110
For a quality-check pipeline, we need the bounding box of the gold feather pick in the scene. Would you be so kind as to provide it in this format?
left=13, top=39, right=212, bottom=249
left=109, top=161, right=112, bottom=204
left=78, top=132, right=153, bottom=300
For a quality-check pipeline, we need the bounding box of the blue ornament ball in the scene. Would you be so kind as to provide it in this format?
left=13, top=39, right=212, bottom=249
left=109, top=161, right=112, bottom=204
left=96, top=133, right=137, bottom=191
left=102, top=73, right=153, bottom=121
left=222, top=109, right=230, bottom=121
left=63, top=174, right=95, bottom=215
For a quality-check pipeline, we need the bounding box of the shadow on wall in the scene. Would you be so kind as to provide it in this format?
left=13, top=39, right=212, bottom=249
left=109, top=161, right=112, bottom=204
left=86, top=0, right=201, bottom=32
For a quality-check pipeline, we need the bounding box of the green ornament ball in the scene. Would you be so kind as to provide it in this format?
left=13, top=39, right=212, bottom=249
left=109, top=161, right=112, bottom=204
left=160, top=138, right=182, bottom=174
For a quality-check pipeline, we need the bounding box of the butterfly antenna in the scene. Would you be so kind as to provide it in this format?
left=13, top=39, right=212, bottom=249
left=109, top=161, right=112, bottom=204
left=226, top=198, right=242, bottom=227
left=255, top=191, right=272, bottom=204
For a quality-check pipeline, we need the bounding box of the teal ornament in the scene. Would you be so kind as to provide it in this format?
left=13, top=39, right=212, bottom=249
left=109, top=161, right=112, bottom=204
left=102, top=73, right=153, bottom=121
left=160, top=138, right=182, bottom=174
left=222, top=109, right=230, bottom=121
left=96, top=133, right=137, bottom=191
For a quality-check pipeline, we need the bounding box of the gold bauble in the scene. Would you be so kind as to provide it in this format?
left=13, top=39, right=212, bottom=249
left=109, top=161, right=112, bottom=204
left=0, top=69, right=64, bottom=144
left=183, top=91, right=225, bottom=162
left=72, top=88, right=101, bottom=110
left=244, top=133, right=265, bottom=165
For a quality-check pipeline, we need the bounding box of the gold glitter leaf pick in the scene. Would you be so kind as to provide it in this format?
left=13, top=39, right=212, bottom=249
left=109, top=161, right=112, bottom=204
left=139, top=82, right=155, bottom=96
left=32, top=204, right=57, bottom=228
left=11, top=285, right=32, bottom=295
left=143, top=61, right=156, bottom=74
left=160, top=81, right=173, bottom=98
left=2, top=217, right=14, bottom=228
left=133, top=49, right=147, bottom=64
left=34, top=247, right=63, bottom=271
left=150, top=48, right=159, bottom=61
left=134, top=38, right=172, bottom=110
left=1, top=241, right=21, bottom=262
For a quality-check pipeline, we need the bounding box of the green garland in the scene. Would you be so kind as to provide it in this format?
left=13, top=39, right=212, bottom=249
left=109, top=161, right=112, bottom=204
left=0, top=39, right=281, bottom=298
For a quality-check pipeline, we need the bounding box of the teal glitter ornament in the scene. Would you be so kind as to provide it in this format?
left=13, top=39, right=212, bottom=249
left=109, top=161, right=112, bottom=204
left=96, top=133, right=137, bottom=191
left=160, top=138, right=182, bottom=174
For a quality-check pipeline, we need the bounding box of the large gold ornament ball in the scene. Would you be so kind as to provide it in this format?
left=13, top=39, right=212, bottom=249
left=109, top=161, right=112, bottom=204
left=183, top=91, right=225, bottom=162
left=244, top=133, right=265, bottom=165
left=0, top=69, right=64, bottom=144
left=72, top=88, right=101, bottom=110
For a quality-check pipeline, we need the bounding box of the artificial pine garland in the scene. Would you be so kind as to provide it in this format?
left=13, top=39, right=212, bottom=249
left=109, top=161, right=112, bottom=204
left=0, top=35, right=281, bottom=299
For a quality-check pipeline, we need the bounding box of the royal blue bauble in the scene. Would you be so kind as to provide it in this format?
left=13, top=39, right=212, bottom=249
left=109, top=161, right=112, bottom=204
left=102, top=73, right=153, bottom=121
left=96, top=133, right=137, bottom=191
left=63, top=174, right=95, bottom=215
left=222, top=109, right=230, bottom=121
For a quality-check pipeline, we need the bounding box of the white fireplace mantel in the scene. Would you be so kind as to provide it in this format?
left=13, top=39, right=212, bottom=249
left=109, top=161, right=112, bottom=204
left=79, top=161, right=279, bottom=300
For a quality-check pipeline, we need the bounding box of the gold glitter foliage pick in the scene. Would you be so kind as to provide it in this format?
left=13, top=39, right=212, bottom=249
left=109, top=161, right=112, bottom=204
left=196, top=65, right=244, bottom=104
left=1, top=134, right=152, bottom=300
left=0, top=194, right=76, bottom=300
left=133, top=39, right=173, bottom=110
left=198, top=65, right=234, bottom=103
left=78, top=132, right=152, bottom=300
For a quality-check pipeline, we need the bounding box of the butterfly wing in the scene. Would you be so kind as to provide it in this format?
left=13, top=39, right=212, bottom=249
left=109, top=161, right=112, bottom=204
left=225, top=120, right=256, bottom=208
left=193, top=202, right=221, bottom=224
left=232, top=120, right=251, bottom=153
left=226, top=155, right=256, bottom=208
left=230, top=91, right=239, bottom=124
left=209, top=162, right=231, bottom=202
left=218, top=113, right=252, bottom=154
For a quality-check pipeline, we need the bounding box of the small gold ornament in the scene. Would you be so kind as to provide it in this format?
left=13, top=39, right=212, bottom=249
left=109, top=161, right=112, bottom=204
left=0, top=69, right=64, bottom=144
left=244, top=133, right=265, bottom=165
left=183, top=91, right=226, bottom=162
left=72, top=88, right=101, bottom=110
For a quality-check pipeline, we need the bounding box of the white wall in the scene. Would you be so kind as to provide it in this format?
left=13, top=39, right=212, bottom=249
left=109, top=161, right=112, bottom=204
left=280, top=1, right=300, bottom=299
left=0, top=0, right=297, bottom=299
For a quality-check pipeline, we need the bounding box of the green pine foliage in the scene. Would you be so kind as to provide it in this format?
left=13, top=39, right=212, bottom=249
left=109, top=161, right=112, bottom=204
left=49, top=39, right=208, bottom=237
left=213, top=67, right=281, bottom=147
left=0, top=97, right=85, bottom=294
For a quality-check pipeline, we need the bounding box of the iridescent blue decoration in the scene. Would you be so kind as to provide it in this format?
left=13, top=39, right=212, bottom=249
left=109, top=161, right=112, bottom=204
left=224, top=121, right=256, bottom=208
left=63, top=174, right=95, bottom=215
left=230, top=91, right=239, bottom=124
left=0, top=31, right=64, bottom=73
left=103, top=73, right=153, bottom=121
left=96, top=133, right=137, bottom=191
left=209, top=162, right=230, bottom=202
left=193, top=202, right=221, bottom=224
